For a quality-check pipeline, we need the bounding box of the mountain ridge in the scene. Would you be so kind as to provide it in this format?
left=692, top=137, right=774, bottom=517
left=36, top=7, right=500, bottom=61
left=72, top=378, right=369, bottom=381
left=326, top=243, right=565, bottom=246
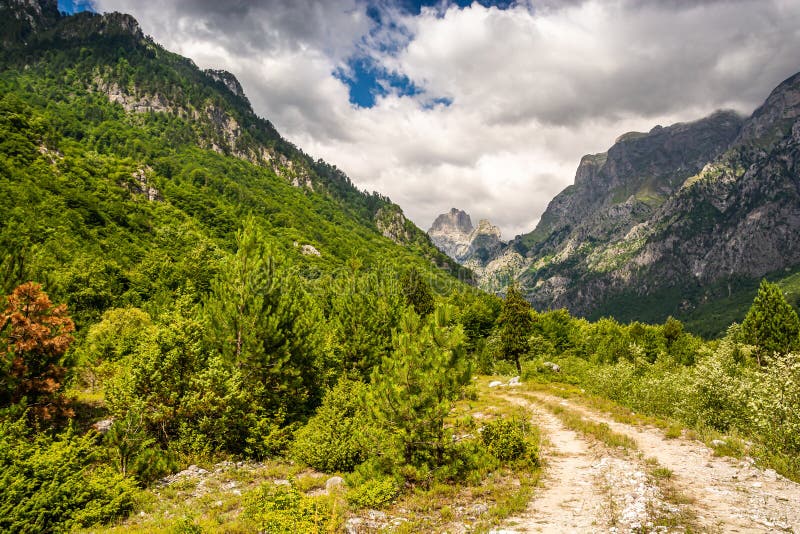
left=428, top=72, right=800, bottom=334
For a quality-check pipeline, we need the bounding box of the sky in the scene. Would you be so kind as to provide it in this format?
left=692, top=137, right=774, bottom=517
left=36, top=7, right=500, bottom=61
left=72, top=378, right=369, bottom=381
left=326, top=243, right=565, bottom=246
left=61, top=0, right=800, bottom=238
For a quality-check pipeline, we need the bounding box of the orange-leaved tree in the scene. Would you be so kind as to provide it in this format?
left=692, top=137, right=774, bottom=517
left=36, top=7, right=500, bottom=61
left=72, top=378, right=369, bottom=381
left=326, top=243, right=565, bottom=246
left=0, top=282, right=75, bottom=419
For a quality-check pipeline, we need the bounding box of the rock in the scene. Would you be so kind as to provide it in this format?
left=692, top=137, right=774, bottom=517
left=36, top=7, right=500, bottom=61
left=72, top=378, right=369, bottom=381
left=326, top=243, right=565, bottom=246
left=543, top=361, right=561, bottom=373
left=469, top=503, right=489, bottom=517
left=301, top=244, right=320, bottom=256
left=508, top=376, right=521, bottom=386
left=375, top=206, right=414, bottom=244
left=427, top=209, right=505, bottom=272
left=367, top=510, right=387, bottom=521
left=345, top=517, right=363, bottom=533
left=711, top=439, right=726, bottom=447
left=325, top=476, right=344, bottom=492
left=488, top=380, right=504, bottom=388
left=92, top=418, right=114, bottom=434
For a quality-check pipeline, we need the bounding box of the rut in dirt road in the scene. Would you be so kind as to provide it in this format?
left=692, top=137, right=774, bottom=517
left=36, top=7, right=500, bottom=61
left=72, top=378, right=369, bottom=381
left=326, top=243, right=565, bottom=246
left=495, top=398, right=609, bottom=533
left=523, top=391, right=800, bottom=533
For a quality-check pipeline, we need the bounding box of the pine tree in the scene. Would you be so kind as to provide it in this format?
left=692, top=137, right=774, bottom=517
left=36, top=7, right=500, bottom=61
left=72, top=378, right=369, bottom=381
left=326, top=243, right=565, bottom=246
left=203, top=219, right=322, bottom=417
left=368, top=305, right=470, bottom=473
left=401, top=267, right=435, bottom=317
left=0, top=282, right=75, bottom=419
left=497, top=283, right=533, bottom=373
left=742, top=280, right=800, bottom=364
left=324, top=266, right=405, bottom=381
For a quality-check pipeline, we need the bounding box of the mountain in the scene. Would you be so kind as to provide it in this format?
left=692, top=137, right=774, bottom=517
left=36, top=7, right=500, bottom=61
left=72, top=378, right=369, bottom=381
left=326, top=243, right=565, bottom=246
left=0, top=0, right=471, bottom=326
left=428, top=208, right=526, bottom=292
left=428, top=73, right=800, bottom=335
left=515, top=73, right=800, bottom=335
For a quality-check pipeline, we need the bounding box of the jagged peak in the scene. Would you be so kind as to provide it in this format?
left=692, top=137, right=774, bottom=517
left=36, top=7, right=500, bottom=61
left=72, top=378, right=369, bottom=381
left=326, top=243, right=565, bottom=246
left=473, top=219, right=501, bottom=239
left=736, top=70, right=800, bottom=146
left=429, top=208, right=474, bottom=235
left=204, top=69, right=249, bottom=103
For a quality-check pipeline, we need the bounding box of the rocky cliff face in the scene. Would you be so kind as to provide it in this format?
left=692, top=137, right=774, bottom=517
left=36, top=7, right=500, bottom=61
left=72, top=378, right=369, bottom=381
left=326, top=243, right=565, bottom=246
left=428, top=210, right=504, bottom=265
left=428, top=208, right=475, bottom=260
left=429, top=72, right=800, bottom=332
left=512, top=71, right=800, bottom=331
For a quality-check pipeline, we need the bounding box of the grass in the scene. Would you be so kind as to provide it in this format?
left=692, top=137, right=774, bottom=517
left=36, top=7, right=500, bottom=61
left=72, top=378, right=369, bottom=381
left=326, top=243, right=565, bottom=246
left=536, top=397, right=638, bottom=450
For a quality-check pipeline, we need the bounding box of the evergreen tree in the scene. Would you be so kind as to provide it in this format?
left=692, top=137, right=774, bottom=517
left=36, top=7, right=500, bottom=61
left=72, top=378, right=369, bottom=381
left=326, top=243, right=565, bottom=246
left=324, top=267, right=405, bottom=381
left=742, top=280, right=800, bottom=364
left=368, top=305, right=470, bottom=473
left=203, top=219, right=322, bottom=418
left=497, top=284, right=533, bottom=373
left=0, top=282, right=75, bottom=420
left=401, top=267, right=435, bottom=317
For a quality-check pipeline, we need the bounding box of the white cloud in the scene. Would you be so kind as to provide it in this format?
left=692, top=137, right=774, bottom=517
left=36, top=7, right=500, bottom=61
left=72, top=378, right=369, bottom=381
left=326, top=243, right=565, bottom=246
left=92, top=0, right=800, bottom=238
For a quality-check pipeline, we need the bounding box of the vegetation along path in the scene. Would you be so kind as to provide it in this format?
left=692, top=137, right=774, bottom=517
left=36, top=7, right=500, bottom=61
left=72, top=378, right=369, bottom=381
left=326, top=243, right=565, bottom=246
left=499, top=388, right=800, bottom=533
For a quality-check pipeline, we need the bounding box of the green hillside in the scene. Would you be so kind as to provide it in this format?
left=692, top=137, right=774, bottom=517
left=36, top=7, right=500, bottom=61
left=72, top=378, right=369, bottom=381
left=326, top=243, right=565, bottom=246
left=0, top=7, right=470, bottom=329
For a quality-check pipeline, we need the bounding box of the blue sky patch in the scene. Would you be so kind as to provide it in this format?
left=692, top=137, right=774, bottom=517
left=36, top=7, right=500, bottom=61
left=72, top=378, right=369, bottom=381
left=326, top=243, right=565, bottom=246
left=58, top=0, right=96, bottom=14
left=338, top=0, right=517, bottom=108
left=336, top=55, right=423, bottom=108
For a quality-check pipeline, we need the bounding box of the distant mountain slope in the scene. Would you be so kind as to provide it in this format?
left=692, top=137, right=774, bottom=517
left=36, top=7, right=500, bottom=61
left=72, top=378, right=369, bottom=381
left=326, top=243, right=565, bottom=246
left=0, top=0, right=471, bottom=326
left=514, top=72, right=800, bottom=335
left=427, top=71, right=800, bottom=336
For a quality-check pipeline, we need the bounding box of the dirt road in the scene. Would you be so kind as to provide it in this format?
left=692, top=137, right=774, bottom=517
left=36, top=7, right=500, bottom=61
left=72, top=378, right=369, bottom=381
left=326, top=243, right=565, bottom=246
left=490, top=388, right=800, bottom=533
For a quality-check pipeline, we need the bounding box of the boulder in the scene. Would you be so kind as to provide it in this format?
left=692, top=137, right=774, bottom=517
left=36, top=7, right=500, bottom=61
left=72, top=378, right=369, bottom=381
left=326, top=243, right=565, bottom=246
left=543, top=361, right=561, bottom=373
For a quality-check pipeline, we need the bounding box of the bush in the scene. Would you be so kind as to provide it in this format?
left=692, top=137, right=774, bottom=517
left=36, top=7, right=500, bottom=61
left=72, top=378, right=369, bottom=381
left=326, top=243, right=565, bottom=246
left=346, top=475, right=400, bottom=509
left=480, top=417, right=538, bottom=465
left=290, top=378, right=374, bottom=472
left=0, top=417, right=138, bottom=533
left=244, top=481, right=339, bottom=533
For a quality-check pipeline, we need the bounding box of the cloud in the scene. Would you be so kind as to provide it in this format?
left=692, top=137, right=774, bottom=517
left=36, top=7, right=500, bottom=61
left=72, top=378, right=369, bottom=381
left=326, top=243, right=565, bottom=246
left=92, top=0, right=800, bottom=238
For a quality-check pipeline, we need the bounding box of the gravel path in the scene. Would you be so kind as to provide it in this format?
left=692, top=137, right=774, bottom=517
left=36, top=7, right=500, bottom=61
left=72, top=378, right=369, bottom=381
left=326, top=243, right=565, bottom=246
left=525, top=391, right=800, bottom=533
left=492, top=394, right=680, bottom=533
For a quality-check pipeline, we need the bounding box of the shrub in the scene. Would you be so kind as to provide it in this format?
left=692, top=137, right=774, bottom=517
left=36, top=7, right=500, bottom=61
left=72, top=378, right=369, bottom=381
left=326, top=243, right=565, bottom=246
left=481, top=417, right=538, bottom=465
left=244, top=481, right=339, bottom=533
left=346, top=475, right=400, bottom=509
left=0, top=417, right=138, bottom=533
left=290, top=378, right=374, bottom=472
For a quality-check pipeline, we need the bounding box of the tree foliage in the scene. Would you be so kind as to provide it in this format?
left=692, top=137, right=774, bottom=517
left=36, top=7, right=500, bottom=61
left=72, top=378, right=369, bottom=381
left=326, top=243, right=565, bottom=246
left=0, top=282, right=74, bottom=419
left=401, top=267, right=435, bottom=317
left=368, top=306, right=470, bottom=474
left=497, top=284, right=533, bottom=373
left=204, top=219, right=323, bottom=418
left=742, top=280, right=800, bottom=364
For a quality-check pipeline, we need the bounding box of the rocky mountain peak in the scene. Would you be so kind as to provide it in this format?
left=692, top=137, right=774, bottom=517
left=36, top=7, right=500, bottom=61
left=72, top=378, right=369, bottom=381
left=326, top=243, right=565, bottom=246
left=428, top=209, right=506, bottom=269
left=736, top=71, right=800, bottom=146
left=474, top=218, right=501, bottom=238
left=428, top=208, right=474, bottom=236
left=205, top=69, right=249, bottom=102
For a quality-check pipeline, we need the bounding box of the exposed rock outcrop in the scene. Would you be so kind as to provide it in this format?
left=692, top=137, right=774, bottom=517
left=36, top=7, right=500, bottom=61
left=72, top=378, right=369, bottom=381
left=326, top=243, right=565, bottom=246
left=428, top=210, right=505, bottom=266
left=512, top=71, right=800, bottom=327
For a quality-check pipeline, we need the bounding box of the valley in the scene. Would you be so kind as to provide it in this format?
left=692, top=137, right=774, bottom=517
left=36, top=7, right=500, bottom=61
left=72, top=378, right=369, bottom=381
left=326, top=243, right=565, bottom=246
left=2, top=1, right=800, bottom=533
